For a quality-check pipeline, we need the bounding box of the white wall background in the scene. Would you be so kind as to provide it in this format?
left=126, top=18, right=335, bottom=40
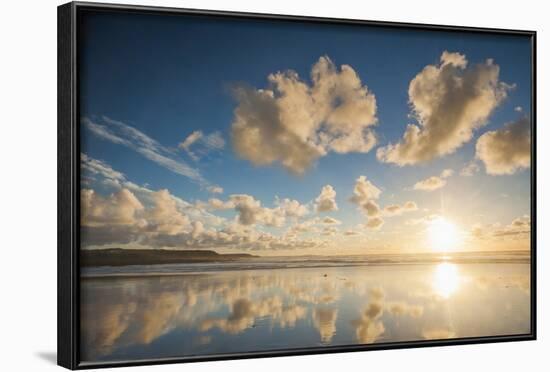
left=0, top=0, right=546, bottom=370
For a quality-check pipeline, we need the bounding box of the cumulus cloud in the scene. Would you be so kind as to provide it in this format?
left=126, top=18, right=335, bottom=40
left=230, top=194, right=280, bottom=226
left=315, top=185, right=338, bottom=212
left=377, top=51, right=511, bottom=165
left=476, top=117, right=531, bottom=175
left=179, top=130, right=225, bottom=161
left=365, top=217, right=384, bottom=230
left=231, top=56, right=378, bottom=174
left=350, top=176, right=382, bottom=206
left=80, top=156, right=326, bottom=251
left=144, top=189, right=191, bottom=235
left=382, top=201, right=418, bottom=216
left=469, top=215, right=531, bottom=241
left=207, top=198, right=235, bottom=210
left=81, top=188, right=144, bottom=227
left=350, top=176, right=385, bottom=229
left=363, top=200, right=381, bottom=217
left=413, top=168, right=454, bottom=191
left=322, top=217, right=342, bottom=225
left=492, top=215, right=531, bottom=238
left=413, top=176, right=446, bottom=191
left=276, top=198, right=310, bottom=218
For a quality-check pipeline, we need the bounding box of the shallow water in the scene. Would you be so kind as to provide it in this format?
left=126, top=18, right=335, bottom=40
left=80, top=262, right=530, bottom=363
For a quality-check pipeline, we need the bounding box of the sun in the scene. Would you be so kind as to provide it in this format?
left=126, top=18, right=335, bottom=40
left=427, top=217, right=461, bottom=252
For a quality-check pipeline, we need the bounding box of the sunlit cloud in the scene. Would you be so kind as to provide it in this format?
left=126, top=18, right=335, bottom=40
left=476, top=117, right=531, bottom=175
left=231, top=56, right=378, bottom=174
left=316, top=185, right=338, bottom=212
left=377, top=51, right=511, bottom=165
left=413, top=169, right=453, bottom=191
left=382, top=201, right=418, bottom=216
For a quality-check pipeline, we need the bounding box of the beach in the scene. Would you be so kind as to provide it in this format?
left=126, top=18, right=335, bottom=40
left=80, top=253, right=531, bottom=363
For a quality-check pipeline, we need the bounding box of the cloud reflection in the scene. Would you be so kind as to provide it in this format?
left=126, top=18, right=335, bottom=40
left=80, top=262, right=530, bottom=362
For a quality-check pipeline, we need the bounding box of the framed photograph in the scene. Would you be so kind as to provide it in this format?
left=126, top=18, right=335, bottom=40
left=58, top=1, right=536, bottom=369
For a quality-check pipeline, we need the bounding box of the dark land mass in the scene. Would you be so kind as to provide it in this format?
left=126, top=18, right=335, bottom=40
left=80, top=248, right=257, bottom=267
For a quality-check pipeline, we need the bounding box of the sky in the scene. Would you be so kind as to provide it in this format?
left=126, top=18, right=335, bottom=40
left=79, top=9, right=532, bottom=255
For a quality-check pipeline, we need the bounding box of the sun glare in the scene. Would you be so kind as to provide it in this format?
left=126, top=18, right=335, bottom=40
left=427, top=217, right=461, bottom=252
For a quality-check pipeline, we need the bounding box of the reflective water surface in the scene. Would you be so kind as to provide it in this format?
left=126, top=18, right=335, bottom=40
left=80, top=262, right=530, bottom=363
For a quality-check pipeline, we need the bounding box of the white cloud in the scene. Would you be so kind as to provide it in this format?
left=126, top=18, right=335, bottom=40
left=515, top=106, right=523, bottom=112
left=277, top=198, right=310, bottom=218
left=363, top=200, right=381, bottom=217
left=207, top=186, right=224, bottom=194
left=403, top=201, right=418, bottom=211
left=231, top=56, right=378, bottom=174
left=207, top=198, right=234, bottom=210
left=83, top=117, right=207, bottom=185
left=315, top=185, right=338, bottom=212
left=476, top=117, right=531, bottom=175
left=365, top=217, right=384, bottom=230
left=81, top=153, right=125, bottom=184
left=179, top=130, right=202, bottom=151
left=413, top=176, right=446, bottom=191
left=487, top=215, right=531, bottom=239
left=229, top=194, right=272, bottom=226
left=350, top=176, right=381, bottom=205
left=321, top=216, right=342, bottom=225
left=80, top=156, right=331, bottom=251
left=350, top=176, right=385, bottom=228
left=383, top=201, right=418, bottom=216
left=377, top=51, right=511, bottom=165
left=81, top=188, right=144, bottom=227
left=179, top=130, right=225, bottom=161
left=144, top=189, right=191, bottom=235
left=226, top=195, right=309, bottom=227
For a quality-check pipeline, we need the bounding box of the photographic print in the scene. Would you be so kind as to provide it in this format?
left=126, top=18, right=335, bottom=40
left=59, top=3, right=535, bottom=368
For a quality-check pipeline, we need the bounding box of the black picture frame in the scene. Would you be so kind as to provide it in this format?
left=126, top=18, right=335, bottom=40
left=58, top=1, right=537, bottom=369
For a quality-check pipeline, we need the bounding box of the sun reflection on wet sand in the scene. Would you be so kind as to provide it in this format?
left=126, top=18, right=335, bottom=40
left=432, top=262, right=460, bottom=299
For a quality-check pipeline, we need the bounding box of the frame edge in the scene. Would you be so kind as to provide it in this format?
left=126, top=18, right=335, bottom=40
left=58, top=2, right=78, bottom=370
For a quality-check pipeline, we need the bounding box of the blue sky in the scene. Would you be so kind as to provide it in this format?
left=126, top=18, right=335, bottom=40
left=79, top=10, right=532, bottom=255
